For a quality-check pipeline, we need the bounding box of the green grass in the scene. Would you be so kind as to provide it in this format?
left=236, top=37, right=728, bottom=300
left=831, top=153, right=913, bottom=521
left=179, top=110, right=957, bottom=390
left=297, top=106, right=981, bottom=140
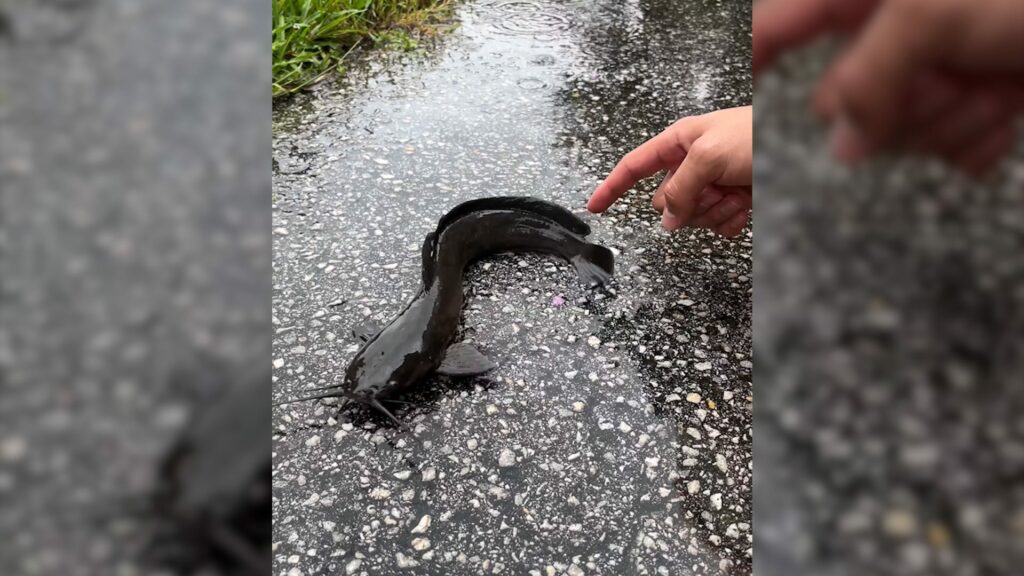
left=273, top=0, right=455, bottom=97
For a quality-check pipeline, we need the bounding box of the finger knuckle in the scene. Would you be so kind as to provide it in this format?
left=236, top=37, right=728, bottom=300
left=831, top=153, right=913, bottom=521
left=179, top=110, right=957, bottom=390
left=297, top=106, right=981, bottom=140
left=688, top=138, right=722, bottom=166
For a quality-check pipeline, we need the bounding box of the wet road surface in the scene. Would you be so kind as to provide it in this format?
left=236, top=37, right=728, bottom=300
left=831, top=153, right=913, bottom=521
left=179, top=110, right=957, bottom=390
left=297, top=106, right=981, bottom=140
left=272, top=1, right=752, bottom=575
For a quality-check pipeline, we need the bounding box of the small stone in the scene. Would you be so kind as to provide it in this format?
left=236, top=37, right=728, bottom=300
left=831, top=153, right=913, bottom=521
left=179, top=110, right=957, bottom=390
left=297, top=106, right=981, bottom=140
left=723, top=391, right=734, bottom=401
left=273, top=358, right=285, bottom=369
left=572, top=401, right=585, bottom=412
left=274, top=227, right=289, bottom=236
left=498, top=448, right=516, bottom=467
left=411, top=537, right=431, bottom=551
left=467, top=438, right=479, bottom=450
left=687, top=480, right=700, bottom=494
left=546, top=567, right=556, bottom=576
left=396, top=552, right=419, bottom=568
left=411, top=515, right=431, bottom=534
left=394, top=470, right=412, bottom=480
left=686, top=393, right=702, bottom=404
left=0, top=437, right=27, bottom=462
left=695, top=362, right=712, bottom=371
left=567, top=565, right=584, bottom=576
left=370, top=487, right=392, bottom=500
left=345, top=559, right=361, bottom=574
left=637, top=433, right=651, bottom=447
left=486, top=404, right=498, bottom=415
left=710, top=493, right=723, bottom=510
left=644, top=456, right=660, bottom=468
left=883, top=509, right=917, bottom=537
left=587, top=336, right=601, bottom=349
left=305, top=435, right=320, bottom=447
left=421, top=467, right=436, bottom=481
left=726, top=524, right=740, bottom=539
left=715, top=454, right=728, bottom=473
left=686, top=428, right=702, bottom=440
left=618, top=422, right=632, bottom=433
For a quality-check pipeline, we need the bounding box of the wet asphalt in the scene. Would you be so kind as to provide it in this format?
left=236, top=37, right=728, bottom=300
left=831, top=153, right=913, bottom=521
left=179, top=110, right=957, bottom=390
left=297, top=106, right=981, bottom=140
left=272, top=1, right=752, bottom=575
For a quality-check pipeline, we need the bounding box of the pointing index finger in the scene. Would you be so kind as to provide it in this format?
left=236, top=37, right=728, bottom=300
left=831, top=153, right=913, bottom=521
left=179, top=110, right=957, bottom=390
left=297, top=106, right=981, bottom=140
left=586, top=120, right=696, bottom=213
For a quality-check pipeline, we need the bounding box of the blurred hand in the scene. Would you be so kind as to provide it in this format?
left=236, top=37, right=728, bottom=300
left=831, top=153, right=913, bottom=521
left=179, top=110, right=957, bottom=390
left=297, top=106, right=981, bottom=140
left=754, top=0, right=1024, bottom=175
left=587, top=106, right=753, bottom=238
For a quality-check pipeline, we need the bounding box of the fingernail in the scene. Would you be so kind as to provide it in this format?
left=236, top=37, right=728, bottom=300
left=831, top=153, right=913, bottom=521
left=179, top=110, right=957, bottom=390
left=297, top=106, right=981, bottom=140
left=830, top=117, right=869, bottom=164
left=661, top=207, right=682, bottom=231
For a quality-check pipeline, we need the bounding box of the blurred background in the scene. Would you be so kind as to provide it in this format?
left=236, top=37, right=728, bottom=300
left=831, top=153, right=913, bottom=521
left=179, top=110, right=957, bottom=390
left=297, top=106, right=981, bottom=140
left=754, top=19, right=1024, bottom=576
left=0, top=0, right=270, bottom=574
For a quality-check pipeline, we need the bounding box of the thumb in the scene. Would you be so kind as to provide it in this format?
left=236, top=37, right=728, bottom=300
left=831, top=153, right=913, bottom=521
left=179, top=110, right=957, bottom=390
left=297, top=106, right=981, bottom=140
left=659, top=139, right=722, bottom=230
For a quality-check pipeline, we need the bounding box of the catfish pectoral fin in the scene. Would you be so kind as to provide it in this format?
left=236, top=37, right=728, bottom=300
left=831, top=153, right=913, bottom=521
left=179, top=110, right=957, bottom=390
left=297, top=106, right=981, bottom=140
left=436, top=343, right=497, bottom=376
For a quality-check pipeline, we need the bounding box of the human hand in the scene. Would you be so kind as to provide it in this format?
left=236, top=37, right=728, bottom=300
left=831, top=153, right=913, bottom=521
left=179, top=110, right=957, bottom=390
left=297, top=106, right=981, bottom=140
left=754, top=0, right=1024, bottom=175
left=587, top=106, right=753, bottom=238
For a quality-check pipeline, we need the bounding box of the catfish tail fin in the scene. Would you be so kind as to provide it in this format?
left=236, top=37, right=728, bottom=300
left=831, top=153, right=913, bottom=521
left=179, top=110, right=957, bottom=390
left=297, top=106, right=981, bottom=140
left=571, top=243, right=614, bottom=288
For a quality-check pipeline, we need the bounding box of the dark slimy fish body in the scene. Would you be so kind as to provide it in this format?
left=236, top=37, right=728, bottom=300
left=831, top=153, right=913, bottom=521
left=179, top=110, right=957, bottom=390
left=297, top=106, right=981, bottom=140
left=279, top=197, right=614, bottom=424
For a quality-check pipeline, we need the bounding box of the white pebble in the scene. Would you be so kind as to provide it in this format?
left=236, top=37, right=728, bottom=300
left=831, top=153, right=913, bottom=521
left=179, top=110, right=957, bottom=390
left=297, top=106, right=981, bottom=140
left=411, top=515, right=431, bottom=534
left=411, top=537, right=431, bottom=551
left=498, top=448, right=516, bottom=467
left=715, top=454, right=728, bottom=473
left=369, top=487, right=391, bottom=500
left=396, top=552, right=419, bottom=568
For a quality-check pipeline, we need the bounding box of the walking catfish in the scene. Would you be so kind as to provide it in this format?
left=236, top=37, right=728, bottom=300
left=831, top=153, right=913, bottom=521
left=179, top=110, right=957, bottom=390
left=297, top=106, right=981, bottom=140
left=277, top=196, right=614, bottom=424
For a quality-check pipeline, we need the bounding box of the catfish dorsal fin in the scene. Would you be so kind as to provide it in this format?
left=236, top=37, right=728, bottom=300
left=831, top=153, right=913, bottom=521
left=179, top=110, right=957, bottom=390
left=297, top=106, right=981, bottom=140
left=434, top=197, right=592, bottom=240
